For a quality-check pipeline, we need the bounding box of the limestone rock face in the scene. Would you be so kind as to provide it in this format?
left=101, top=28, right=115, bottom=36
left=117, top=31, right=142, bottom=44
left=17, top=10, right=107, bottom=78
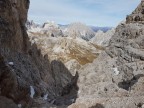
left=0, top=0, right=29, bottom=52
left=126, top=1, right=144, bottom=24
left=72, top=2, right=144, bottom=108
left=27, top=21, right=64, bottom=38
left=0, top=0, right=76, bottom=107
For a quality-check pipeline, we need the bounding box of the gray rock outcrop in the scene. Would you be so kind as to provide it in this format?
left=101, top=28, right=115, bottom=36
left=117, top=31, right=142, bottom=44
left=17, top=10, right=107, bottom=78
left=70, top=1, right=144, bottom=108
left=126, top=0, right=144, bottom=24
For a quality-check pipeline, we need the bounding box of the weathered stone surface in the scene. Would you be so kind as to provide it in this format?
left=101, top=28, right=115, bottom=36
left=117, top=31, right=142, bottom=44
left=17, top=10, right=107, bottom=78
left=72, top=1, right=144, bottom=107
left=126, top=1, right=144, bottom=24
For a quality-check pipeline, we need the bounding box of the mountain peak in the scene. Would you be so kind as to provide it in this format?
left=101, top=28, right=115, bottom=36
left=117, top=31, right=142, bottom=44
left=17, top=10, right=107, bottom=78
left=126, top=1, right=144, bottom=23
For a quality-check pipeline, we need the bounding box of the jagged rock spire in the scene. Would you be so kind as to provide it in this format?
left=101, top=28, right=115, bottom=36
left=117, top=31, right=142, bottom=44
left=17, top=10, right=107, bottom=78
left=126, top=1, right=144, bottom=23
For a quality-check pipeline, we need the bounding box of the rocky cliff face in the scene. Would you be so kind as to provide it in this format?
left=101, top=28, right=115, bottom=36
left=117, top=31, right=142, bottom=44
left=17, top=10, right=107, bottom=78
left=126, top=1, right=144, bottom=24
left=0, top=0, right=77, bottom=107
left=0, top=0, right=29, bottom=52
left=70, top=1, right=144, bottom=108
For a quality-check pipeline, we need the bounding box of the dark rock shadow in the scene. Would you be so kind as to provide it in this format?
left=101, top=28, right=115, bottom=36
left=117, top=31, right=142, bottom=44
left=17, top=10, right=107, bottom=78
left=22, top=43, right=79, bottom=107
left=118, top=74, right=144, bottom=90
left=51, top=60, right=79, bottom=107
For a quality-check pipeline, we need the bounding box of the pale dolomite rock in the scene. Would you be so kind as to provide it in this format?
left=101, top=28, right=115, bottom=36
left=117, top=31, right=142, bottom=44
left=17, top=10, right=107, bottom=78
left=52, top=46, right=65, bottom=53
left=63, top=22, right=95, bottom=40
left=70, top=1, right=144, bottom=108
left=90, top=28, right=115, bottom=46
left=142, top=104, right=144, bottom=108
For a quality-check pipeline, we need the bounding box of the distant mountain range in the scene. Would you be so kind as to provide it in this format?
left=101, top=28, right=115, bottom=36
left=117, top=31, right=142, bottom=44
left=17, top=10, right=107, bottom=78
left=58, top=24, right=112, bottom=32
left=27, top=21, right=113, bottom=33
left=89, top=26, right=113, bottom=32
left=26, top=20, right=115, bottom=72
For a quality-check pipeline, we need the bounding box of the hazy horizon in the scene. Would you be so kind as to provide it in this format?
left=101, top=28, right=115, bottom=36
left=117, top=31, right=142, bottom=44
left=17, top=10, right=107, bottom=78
left=28, top=0, right=140, bottom=27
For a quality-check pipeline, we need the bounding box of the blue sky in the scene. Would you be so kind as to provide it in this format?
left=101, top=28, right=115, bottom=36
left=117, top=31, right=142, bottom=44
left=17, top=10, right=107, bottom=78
left=28, top=0, right=140, bottom=27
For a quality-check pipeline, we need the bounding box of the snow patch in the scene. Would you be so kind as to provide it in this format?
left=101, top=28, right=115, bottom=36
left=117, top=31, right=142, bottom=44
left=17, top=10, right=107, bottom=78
left=8, top=62, right=14, bottom=66
left=113, top=67, right=120, bottom=75
left=31, top=40, right=35, bottom=45
left=18, top=104, right=22, bottom=108
left=30, top=86, right=35, bottom=98
left=43, top=94, right=48, bottom=100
